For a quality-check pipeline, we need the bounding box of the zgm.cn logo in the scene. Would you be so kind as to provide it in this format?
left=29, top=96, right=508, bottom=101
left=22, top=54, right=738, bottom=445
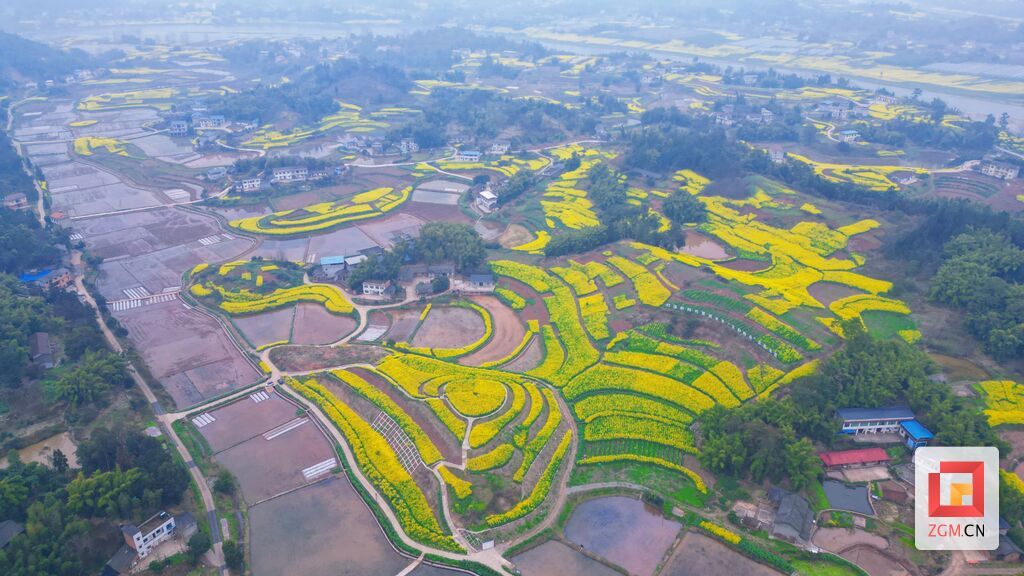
left=915, top=447, right=998, bottom=550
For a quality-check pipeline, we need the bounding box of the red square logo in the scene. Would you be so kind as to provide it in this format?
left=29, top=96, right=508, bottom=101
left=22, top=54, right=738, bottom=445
left=928, top=461, right=985, bottom=518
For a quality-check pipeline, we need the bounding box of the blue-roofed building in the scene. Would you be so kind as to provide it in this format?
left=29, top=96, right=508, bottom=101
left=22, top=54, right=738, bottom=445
left=319, top=255, right=347, bottom=279
left=837, top=407, right=915, bottom=436
left=900, top=419, right=933, bottom=449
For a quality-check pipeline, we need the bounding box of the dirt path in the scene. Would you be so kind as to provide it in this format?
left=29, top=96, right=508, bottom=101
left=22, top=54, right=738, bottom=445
left=71, top=250, right=228, bottom=574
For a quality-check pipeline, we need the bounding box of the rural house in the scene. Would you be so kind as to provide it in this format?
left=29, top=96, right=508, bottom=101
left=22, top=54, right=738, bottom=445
left=29, top=332, right=54, bottom=369
left=272, top=166, right=309, bottom=183
left=455, top=149, right=482, bottom=162
left=770, top=491, right=813, bottom=545
left=362, top=279, right=393, bottom=296
left=981, top=161, right=1019, bottom=180
left=168, top=120, right=190, bottom=136
left=4, top=192, right=29, bottom=210
left=475, top=188, right=498, bottom=213
left=818, top=447, right=890, bottom=471
left=240, top=177, right=262, bottom=193
left=489, top=141, right=511, bottom=155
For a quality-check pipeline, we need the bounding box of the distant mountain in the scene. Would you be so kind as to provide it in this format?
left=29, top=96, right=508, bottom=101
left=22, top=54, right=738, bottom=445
left=0, top=31, right=95, bottom=90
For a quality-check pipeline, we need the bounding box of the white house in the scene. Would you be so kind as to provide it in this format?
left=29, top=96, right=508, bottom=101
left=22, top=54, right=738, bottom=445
left=272, top=166, right=308, bottom=183
left=476, top=188, right=498, bottom=213
left=399, top=138, right=419, bottom=154
left=838, top=130, right=860, bottom=143
left=981, top=161, right=1020, bottom=180
left=362, top=279, right=392, bottom=296
left=489, top=141, right=511, bottom=155
left=121, top=512, right=176, bottom=559
left=240, top=177, right=262, bottom=193
left=455, top=150, right=482, bottom=162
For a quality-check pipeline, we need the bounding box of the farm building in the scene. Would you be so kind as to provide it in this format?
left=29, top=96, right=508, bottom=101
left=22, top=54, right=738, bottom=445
left=362, top=279, right=393, bottom=296
left=994, top=536, right=1022, bottom=562
left=900, top=419, right=933, bottom=449
left=168, top=120, right=190, bottom=136
left=455, top=150, right=482, bottom=162
left=122, top=512, right=177, bottom=559
left=29, top=332, right=54, bottom=369
left=240, top=177, right=262, bottom=193
left=319, top=255, right=347, bottom=279
left=818, top=447, right=890, bottom=470
left=272, top=166, right=308, bottom=183
left=770, top=491, right=813, bottom=545
left=476, top=188, right=498, bottom=212
left=838, top=130, right=860, bottom=143
left=399, top=138, right=419, bottom=154
left=489, top=141, right=511, bottom=155
left=836, top=407, right=915, bottom=435
left=4, top=192, right=29, bottom=210
left=0, top=520, right=24, bottom=549
left=981, top=161, right=1019, bottom=180
left=26, top=267, right=73, bottom=291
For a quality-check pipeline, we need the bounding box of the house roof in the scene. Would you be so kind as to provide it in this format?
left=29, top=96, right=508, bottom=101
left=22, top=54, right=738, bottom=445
left=818, top=447, right=890, bottom=468
left=900, top=419, right=934, bottom=440
left=469, top=273, right=495, bottom=283
left=837, top=407, right=915, bottom=422
left=0, top=520, right=24, bottom=548
left=774, top=493, right=813, bottom=541
left=320, top=255, right=346, bottom=266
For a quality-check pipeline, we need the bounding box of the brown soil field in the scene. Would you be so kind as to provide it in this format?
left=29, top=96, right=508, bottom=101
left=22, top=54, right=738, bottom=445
left=808, top=282, right=865, bottom=307
left=216, top=417, right=336, bottom=505
left=511, top=540, right=621, bottom=576
left=291, top=303, right=358, bottom=345
left=72, top=207, right=228, bottom=260
left=397, top=202, right=471, bottom=225
left=927, top=353, right=989, bottom=383
left=248, top=237, right=310, bottom=261
left=841, top=545, right=910, bottom=576
left=661, top=531, right=781, bottom=576
left=271, top=190, right=322, bottom=211
left=196, top=391, right=298, bottom=452
left=269, top=344, right=389, bottom=373
left=717, top=258, right=772, bottom=272
left=498, top=335, right=543, bottom=373
left=116, top=300, right=260, bottom=408
left=412, top=305, right=486, bottom=348
left=563, top=496, right=681, bottom=576
left=249, top=476, right=411, bottom=576
left=812, top=527, right=888, bottom=554
left=357, top=212, right=427, bottom=248
left=385, top=308, right=423, bottom=342
left=233, top=308, right=294, bottom=349
left=460, top=296, right=528, bottom=366
left=498, top=223, right=534, bottom=248
left=499, top=278, right=550, bottom=325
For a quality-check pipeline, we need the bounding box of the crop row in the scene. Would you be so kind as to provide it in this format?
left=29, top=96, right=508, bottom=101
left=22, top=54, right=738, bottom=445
left=583, top=414, right=695, bottom=452
left=289, top=378, right=461, bottom=551
left=332, top=369, right=443, bottom=464
left=513, top=388, right=562, bottom=482
left=484, top=431, right=572, bottom=527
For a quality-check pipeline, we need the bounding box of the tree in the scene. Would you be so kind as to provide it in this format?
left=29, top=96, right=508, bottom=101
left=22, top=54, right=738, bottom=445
left=415, top=222, right=486, bottom=272
left=214, top=470, right=236, bottom=494
left=223, top=540, right=244, bottom=571
left=50, top=449, right=68, bottom=474
left=431, top=275, right=450, bottom=293
left=662, top=191, right=707, bottom=225
left=187, top=532, right=211, bottom=564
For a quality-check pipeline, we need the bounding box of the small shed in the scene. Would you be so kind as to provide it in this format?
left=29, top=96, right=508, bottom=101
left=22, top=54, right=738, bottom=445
left=879, top=481, right=908, bottom=504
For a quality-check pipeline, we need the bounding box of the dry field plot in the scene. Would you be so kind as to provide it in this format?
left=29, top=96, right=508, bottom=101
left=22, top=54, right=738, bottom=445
left=247, top=237, right=310, bottom=262
left=411, top=306, right=486, bottom=348
left=194, top=390, right=299, bottom=452
left=233, top=308, right=295, bottom=349
left=115, top=299, right=259, bottom=407
left=356, top=212, right=425, bottom=248
left=50, top=180, right=165, bottom=217
left=661, top=532, right=782, bottom=576
left=459, top=295, right=527, bottom=366
left=216, top=416, right=336, bottom=504
left=563, top=496, right=682, bottom=576
left=305, top=226, right=378, bottom=263
left=813, top=528, right=888, bottom=554
left=511, top=540, right=621, bottom=576
left=291, top=302, right=358, bottom=345
left=249, top=476, right=410, bottom=576
left=70, top=207, right=240, bottom=259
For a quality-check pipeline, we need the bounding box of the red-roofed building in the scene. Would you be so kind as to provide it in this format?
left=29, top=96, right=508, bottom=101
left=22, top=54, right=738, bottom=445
left=818, top=448, right=890, bottom=470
